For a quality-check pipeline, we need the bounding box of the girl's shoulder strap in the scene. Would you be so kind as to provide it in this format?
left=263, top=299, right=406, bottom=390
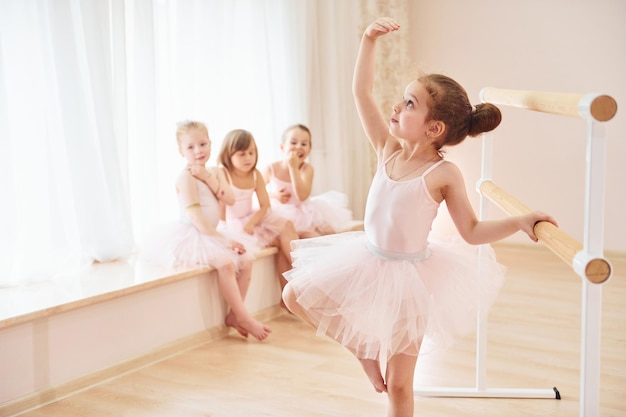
left=381, top=149, right=400, bottom=167
left=422, top=159, right=446, bottom=178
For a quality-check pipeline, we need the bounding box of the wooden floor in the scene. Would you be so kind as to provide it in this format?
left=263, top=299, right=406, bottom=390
left=14, top=244, right=626, bottom=417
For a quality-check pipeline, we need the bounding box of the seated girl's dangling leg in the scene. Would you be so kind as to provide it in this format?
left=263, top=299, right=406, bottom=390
left=217, top=261, right=271, bottom=341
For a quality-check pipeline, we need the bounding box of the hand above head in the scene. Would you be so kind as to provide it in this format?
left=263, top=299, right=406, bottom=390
left=365, top=17, right=400, bottom=39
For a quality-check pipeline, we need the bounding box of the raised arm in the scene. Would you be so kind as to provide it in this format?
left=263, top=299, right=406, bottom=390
left=352, top=17, right=400, bottom=153
left=288, top=158, right=314, bottom=202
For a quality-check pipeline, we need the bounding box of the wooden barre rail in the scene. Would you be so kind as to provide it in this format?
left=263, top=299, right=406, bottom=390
left=479, top=180, right=611, bottom=284
left=480, top=87, right=618, bottom=122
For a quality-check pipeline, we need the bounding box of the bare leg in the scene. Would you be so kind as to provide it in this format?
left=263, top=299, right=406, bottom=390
left=274, top=221, right=297, bottom=309
left=299, top=230, right=321, bottom=239
left=358, top=358, right=387, bottom=393
left=224, top=312, right=248, bottom=338
left=278, top=220, right=298, bottom=265
left=224, top=259, right=253, bottom=338
left=281, top=283, right=318, bottom=328
left=385, top=353, right=419, bottom=417
left=236, top=258, right=253, bottom=299
left=216, top=262, right=271, bottom=341
left=285, top=281, right=390, bottom=396
left=276, top=250, right=290, bottom=292
left=271, top=240, right=291, bottom=310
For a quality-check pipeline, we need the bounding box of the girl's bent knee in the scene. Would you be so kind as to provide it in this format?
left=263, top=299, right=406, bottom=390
left=281, top=284, right=297, bottom=309
left=218, top=262, right=236, bottom=276
left=240, top=259, right=253, bottom=271
left=283, top=221, right=297, bottom=236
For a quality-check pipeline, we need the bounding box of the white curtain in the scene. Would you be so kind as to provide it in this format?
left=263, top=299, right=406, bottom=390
left=0, top=0, right=372, bottom=287
left=0, top=0, right=134, bottom=285
left=303, top=1, right=371, bottom=205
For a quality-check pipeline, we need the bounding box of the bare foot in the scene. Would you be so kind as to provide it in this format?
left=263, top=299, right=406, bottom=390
left=239, top=318, right=272, bottom=341
left=225, top=312, right=248, bottom=338
left=359, top=358, right=387, bottom=393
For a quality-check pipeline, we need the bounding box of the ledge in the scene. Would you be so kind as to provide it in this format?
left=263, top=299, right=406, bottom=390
left=0, top=247, right=278, bottom=330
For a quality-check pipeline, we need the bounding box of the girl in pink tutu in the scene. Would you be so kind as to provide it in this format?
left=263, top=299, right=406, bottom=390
left=217, top=129, right=298, bottom=292
left=262, top=124, right=353, bottom=238
left=143, top=120, right=271, bottom=341
left=282, top=17, right=556, bottom=417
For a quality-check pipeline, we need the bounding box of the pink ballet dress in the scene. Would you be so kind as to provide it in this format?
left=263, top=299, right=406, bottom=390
left=142, top=169, right=252, bottom=269
left=267, top=167, right=353, bottom=235
left=284, top=152, right=506, bottom=362
left=218, top=171, right=290, bottom=250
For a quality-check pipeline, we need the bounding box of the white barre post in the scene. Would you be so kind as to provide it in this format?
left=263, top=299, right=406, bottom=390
left=481, top=88, right=616, bottom=417
left=577, top=95, right=612, bottom=417
left=476, top=132, right=493, bottom=393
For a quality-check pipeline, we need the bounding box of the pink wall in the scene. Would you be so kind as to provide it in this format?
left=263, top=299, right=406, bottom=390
left=408, top=0, right=626, bottom=252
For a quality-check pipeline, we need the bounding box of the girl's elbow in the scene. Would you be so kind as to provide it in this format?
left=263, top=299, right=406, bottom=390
left=457, top=228, right=481, bottom=245
left=456, top=231, right=474, bottom=244
left=463, top=236, right=482, bottom=245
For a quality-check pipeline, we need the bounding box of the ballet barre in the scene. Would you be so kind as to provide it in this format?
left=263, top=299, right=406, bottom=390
left=478, top=180, right=611, bottom=284
left=480, top=88, right=617, bottom=122
left=413, top=88, right=617, bottom=417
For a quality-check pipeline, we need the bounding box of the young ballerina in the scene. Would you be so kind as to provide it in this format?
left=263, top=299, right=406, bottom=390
left=217, top=129, right=299, bottom=292
left=143, top=120, right=271, bottom=341
left=282, top=17, right=557, bottom=417
left=262, top=124, right=353, bottom=238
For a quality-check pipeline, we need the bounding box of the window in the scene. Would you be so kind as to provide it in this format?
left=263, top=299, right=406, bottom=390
left=0, top=0, right=308, bottom=285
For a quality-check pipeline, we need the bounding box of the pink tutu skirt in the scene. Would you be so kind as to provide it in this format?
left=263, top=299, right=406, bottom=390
left=142, top=222, right=253, bottom=270
left=219, top=210, right=290, bottom=250
left=271, top=191, right=353, bottom=235
left=283, top=231, right=506, bottom=363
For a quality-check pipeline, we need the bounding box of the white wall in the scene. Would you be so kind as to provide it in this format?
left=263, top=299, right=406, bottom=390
left=406, top=0, right=625, bottom=253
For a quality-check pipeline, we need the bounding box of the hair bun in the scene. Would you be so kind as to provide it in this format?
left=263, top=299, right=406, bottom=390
left=468, top=103, right=502, bottom=137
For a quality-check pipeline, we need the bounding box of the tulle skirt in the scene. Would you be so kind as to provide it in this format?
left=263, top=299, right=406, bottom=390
left=142, top=222, right=253, bottom=270
left=283, top=231, right=506, bottom=363
left=219, top=210, right=290, bottom=250
left=271, top=191, right=353, bottom=235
